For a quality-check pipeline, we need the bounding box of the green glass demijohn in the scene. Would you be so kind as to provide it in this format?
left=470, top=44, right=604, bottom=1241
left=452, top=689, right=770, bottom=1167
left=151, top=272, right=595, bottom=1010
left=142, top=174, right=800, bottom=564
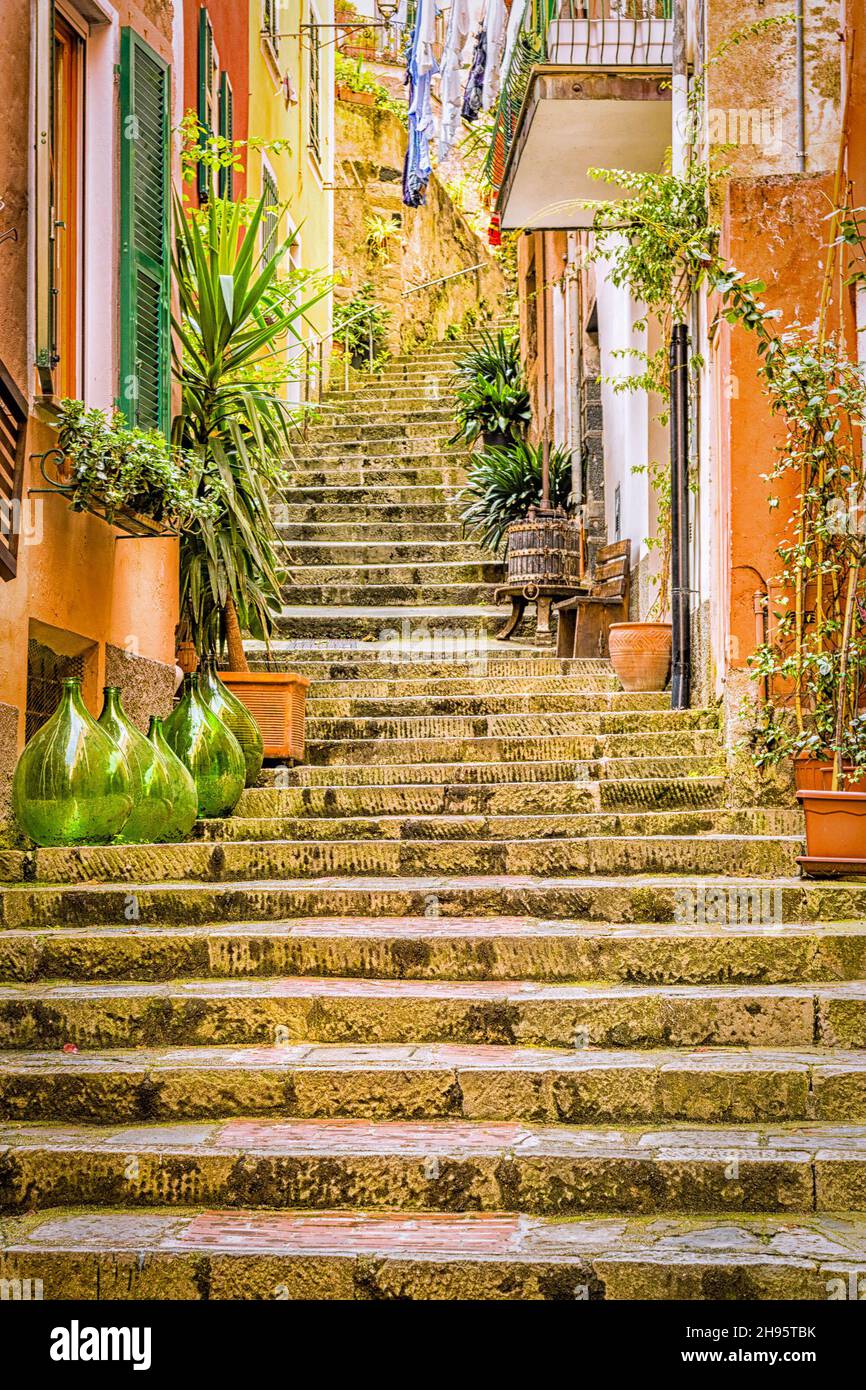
left=162, top=673, right=245, bottom=818
left=11, top=677, right=133, bottom=847
left=147, top=716, right=198, bottom=840
left=97, top=687, right=174, bottom=844
left=198, top=654, right=264, bottom=787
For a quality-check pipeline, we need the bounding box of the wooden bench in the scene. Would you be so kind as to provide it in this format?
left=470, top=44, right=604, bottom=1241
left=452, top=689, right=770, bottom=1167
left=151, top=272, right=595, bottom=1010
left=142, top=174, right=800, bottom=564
left=553, top=540, right=630, bottom=658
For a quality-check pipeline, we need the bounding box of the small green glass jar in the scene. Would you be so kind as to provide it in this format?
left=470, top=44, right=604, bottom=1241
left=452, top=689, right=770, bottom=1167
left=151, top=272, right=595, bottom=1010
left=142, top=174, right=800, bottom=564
left=199, top=654, right=264, bottom=787
left=162, top=674, right=245, bottom=818
left=147, top=716, right=198, bottom=841
left=11, top=678, right=133, bottom=846
left=98, top=687, right=174, bottom=844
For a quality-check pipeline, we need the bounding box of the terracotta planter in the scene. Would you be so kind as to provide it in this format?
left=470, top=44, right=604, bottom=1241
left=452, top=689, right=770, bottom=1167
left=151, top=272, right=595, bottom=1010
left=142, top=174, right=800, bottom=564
left=336, top=84, right=375, bottom=105
left=608, top=622, right=672, bottom=692
left=176, top=641, right=199, bottom=675
left=797, top=789, right=866, bottom=868
left=794, top=755, right=866, bottom=792
left=220, top=672, right=310, bottom=761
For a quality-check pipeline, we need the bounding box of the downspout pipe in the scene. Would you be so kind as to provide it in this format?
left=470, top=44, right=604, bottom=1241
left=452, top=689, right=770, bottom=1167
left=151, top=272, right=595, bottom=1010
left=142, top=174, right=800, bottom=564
left=670, top=323, right=691, bottom=709
left=795, top=0, right=806, bottom=172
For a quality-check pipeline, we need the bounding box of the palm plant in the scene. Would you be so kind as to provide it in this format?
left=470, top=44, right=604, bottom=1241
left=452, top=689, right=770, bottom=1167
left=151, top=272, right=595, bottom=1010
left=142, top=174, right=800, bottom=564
left=172, top=192, right=326, bottom=669
left=458, top=440, right=573, bottom=554
left=450, top=330, right=530, bottom=446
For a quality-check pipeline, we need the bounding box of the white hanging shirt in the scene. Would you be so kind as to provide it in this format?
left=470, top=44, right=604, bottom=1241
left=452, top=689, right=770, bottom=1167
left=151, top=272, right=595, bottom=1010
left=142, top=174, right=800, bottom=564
left=481, top=0, right=508, bottom=111
left=438, top=0, right=473, bottom=158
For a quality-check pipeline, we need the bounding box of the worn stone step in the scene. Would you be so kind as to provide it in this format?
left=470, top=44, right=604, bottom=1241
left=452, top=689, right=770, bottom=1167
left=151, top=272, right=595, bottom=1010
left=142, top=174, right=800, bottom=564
left=4, top=1119, right=865, bottom=1217
left=1, top=978, right=859, bottom=1051
left=285, top=562, right=500, bottom=590
left=6, top=1206, right=866, bottom=1299
left=286, top=583, right=499, bottom=607
left=1, top=1044, right=863, bottom=1124
left=305, top=691, right=672, bottom=714
left=249, top=654, right=618, bottom=683
left=291, top=442, right=466, bottom=462
left=274, top=608, right=511, bottom=642
left=281, top=484, right=462, bottom=506
left=275, top=502, right=465, bottom=524
left=304, top=733, right=720, bottom=769
left=279, top=540, right=494, bottom=565
left=5, top=832, right=802, bottom=885
left=196, top=808, right=803, bottom=845
left=2, top=920, right=864, bottom=986
left=305, top=711, right=717, bottom=739
left=300, top=422, right=458, bottom=444
left=309, top=406, right=455, bottom=428
left=276, top=520, right=466, bottom=541
left=236, top=778, right=727, bottom=820
left=283, top=465, right=468, bottom=487
left=2, top=875, right=863, bottom=930
left=285, top=755, right=725, bottom=787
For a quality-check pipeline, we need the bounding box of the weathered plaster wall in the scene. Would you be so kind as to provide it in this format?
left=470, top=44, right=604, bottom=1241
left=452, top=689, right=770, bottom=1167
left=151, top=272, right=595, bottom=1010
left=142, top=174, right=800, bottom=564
left=333, top=97, right=506, bottom=355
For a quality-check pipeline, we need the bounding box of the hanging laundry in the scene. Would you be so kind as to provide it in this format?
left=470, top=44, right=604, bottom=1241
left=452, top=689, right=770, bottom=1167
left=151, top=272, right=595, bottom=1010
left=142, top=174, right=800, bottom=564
left=461, top=26, right=486, bottom=124
left=402, top=0, right=438, bottom=207
left=481, top=0, right=507, bottom=111
left=501, top=0, right=527, bottom=78
left=438, top=0, right=473, bottom=158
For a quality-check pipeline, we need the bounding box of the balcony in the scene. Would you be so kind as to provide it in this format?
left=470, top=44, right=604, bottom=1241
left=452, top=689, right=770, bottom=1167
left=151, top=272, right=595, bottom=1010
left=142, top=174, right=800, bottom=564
left=492, top=1, right=673, bottom=231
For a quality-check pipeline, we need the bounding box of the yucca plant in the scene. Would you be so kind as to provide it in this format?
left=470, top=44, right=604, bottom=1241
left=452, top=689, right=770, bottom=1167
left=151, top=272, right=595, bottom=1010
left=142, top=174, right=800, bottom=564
left=450, top=330, right=530, bottom=446
left=458, top=441, right=573, bottom=555
left=172, top=192, right=327, bottom=668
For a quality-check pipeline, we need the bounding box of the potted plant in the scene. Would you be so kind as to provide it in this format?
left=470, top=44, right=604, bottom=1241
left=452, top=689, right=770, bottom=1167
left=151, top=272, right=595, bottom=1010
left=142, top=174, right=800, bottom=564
left=457, top=439, right=573, bottom=554
left=172, top=192, right=323, bottom=759
left=450, top=330, right=531, bottom=449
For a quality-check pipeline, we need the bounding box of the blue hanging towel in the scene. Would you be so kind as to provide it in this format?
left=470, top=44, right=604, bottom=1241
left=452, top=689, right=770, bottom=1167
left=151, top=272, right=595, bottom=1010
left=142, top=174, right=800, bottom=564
left=403, top=0, right=438, bottom=207
left=461, top=27, right=486, bottom=124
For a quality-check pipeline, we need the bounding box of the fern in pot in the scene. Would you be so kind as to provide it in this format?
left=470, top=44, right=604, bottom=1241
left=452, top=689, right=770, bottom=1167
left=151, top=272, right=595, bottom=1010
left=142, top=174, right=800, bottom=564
left=450, top=330, right=530, bottom=448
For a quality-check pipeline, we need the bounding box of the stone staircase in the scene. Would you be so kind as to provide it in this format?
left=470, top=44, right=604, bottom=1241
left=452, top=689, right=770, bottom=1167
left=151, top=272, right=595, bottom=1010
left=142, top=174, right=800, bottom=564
left=2, top=336, right=866, bottom=1300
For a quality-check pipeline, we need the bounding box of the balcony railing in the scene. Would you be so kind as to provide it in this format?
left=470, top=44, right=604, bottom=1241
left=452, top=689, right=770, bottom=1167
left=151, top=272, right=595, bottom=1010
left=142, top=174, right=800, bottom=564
left=488, top=0, right=673, bottom=196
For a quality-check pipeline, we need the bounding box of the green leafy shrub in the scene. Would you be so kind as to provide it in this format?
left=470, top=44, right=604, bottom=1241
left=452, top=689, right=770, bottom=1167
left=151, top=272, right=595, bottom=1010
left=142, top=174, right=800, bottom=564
left=334, top=282, right=391, bottom=370
left=450, top=330, right=530, bottom=446
left=458, top=440, right=573, bottom=554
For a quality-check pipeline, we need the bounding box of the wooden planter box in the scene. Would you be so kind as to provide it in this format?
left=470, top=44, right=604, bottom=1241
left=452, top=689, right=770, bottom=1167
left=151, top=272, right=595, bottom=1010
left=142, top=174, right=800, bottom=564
left=220, top=672, right=310, bottom=761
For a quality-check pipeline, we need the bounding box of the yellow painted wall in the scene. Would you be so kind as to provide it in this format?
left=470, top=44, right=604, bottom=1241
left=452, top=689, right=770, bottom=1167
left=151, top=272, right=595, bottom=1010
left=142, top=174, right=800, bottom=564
left=248, top=0, right=335, bottom=357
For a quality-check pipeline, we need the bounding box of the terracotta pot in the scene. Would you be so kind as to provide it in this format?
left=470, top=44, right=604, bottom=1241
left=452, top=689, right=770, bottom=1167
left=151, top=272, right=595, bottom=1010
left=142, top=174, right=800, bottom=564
left=797, top=789, right=866, bottom=862
left=794, top=756, right=866, bottom=792
left=607, top=622, right=672, bottom=692
left=220, top=672, right=311, bottom=761
left=336, top=84, right=375, bottom=105
left=176, top=640, right=199, bottom=675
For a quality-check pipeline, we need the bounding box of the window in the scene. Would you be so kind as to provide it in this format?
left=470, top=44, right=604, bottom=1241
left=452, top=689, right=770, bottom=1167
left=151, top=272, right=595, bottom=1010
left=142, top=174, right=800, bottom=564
left=308, top=8, right=321, bottom=162
left=261, top=163, right=279, bottom=264
left=119, top=28, right=171, bottom=435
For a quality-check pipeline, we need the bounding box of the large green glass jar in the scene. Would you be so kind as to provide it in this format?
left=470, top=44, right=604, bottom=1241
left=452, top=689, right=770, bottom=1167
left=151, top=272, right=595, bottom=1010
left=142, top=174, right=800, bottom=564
left=98, top=687, right=174, bottom=844
left=162, top=674, right=245, bottom=818
left=199, top=654, right=264, bottom=787
left=11, top=678, right=133, bottom=846
left=147, top=717, right=198, bottom=841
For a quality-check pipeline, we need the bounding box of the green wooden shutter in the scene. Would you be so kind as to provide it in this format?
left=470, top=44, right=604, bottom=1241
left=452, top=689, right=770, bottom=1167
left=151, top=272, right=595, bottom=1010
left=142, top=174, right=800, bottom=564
left=219, top=72, right=233, bottom=200
left=197, top=8, right=214, bottom=203
left=119, top=28, right=170, bottom=436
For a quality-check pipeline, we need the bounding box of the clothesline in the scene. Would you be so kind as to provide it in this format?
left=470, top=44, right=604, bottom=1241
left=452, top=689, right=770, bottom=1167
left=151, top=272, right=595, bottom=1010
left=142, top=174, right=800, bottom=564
left=401, top=0, right=524, bottom=207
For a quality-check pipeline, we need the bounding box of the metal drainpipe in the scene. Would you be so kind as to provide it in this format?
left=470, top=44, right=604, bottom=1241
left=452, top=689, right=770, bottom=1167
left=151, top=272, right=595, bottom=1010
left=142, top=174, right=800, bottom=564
left=795, top=0, right=806, bottom=173
left=670, top=323, right=691, bottom=709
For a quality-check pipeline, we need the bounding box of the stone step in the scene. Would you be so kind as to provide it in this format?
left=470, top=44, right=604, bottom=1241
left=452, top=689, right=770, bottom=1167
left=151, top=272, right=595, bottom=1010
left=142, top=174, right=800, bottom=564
left=282, top=464, right=469, bottom=486
left=300, top=423, right=457, bottom=444
left=302, top=732, right=722, bottom=767
left=291, top=442, right=467, bottom=462
left=274, top=607, right=510, bottom=642
left=1, top=978, right=858, bottom=1050
left=3, top=1118, right=864, bottom=1217
left=308, top=410, right=456, bottom=432
left=3, top=919, right=863, bottom=985
left=281, top=484, right=462, bottom=506
left=1, top=1044, right=863, bottom=1124
left=284, top=561, right=502, bottom=587
left=2, top=875, right=862, bottom=930
left=285, top=755, right=725, bottom=786
left=276, top=520, right=468, bottom=541
left=285, top=583, right=499, bottom=607
left=196, top=808, right=803, bottom=845
left=247, top=654, right=618, bottom=682
left=6, top=1207, right=866, bottom=1299
left=275, top=502, right=465, bottom=524
left=304, top=710, right=717, bottom=737
left=305, top=688, right=665, bottom=709
left=3, top=833, right=802, bottom=886
left=279, top=540, right=494, bottom=565
left=236, top=777, right=728, bottom=819
left=6, top=1206, right=866, bottom=1299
